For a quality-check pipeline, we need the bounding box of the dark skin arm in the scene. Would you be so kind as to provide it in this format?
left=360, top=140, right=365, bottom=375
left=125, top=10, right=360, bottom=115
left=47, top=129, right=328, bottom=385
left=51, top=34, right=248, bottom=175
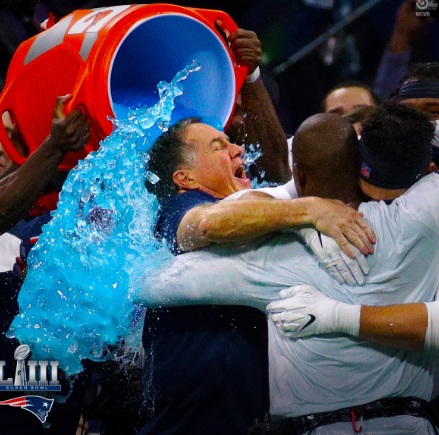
left=240, top=76, right=292, bottom=184
left=224, top=25, right=292, bottom=184
left=0, top=94, right=91, bottom=233
left=360, top=303, right=428, bottom=352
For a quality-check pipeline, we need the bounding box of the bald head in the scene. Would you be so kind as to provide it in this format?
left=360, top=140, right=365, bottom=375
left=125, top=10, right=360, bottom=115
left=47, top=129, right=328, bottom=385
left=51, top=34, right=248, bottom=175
left=292, top=113, right=361, bottom=202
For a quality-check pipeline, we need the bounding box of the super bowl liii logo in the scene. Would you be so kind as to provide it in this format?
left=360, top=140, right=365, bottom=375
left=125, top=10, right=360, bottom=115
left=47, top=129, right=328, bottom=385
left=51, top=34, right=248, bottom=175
left=0, top=345, right=61, bottom=391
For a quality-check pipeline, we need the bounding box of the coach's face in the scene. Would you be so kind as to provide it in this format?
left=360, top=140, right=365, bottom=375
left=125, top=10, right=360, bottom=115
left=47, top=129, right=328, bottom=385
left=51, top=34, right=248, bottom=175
left=180, top=123, right=252, bottom=198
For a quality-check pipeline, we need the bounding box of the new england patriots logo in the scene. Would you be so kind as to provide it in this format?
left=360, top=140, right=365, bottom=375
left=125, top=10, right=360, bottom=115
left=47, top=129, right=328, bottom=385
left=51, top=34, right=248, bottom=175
left=360, top=162, right=371, bottom=179
left=0, top=396, right=54, bottom=423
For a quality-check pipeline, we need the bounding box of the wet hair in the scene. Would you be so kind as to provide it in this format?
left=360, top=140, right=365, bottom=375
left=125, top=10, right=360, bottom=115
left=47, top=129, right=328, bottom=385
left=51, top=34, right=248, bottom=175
left=359, top=101, right=434, bottom=188
left=145, top=117, right=201, bottom=201
left=321, top=80, right=381, bottom=111
left=391, top=62, right=439, bottom=98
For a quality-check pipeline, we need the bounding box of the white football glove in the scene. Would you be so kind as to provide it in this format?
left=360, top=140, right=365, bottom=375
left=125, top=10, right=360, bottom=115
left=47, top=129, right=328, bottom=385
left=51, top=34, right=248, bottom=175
left=296, top=228, right=369, bottom=286
left=267, top=284, right=361, bottom=338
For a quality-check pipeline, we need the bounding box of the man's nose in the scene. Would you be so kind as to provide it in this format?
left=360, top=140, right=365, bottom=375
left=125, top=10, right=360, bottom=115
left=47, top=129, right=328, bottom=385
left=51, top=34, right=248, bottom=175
left=229, top=142, right=244, bottom=158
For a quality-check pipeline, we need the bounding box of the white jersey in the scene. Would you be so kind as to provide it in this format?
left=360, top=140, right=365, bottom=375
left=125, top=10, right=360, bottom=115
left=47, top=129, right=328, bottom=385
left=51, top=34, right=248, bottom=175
left=225, top=177, right=298, bottom=201
left=141, top=173, right=439, bottom=433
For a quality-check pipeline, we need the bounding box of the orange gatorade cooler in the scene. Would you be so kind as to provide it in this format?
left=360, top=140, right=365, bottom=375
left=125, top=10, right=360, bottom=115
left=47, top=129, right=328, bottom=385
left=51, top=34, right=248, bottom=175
left=0, top=4, right=248, bottom=170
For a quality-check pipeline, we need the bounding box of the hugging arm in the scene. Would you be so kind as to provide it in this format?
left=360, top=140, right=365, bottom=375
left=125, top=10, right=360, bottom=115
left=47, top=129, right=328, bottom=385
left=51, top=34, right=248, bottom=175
left=139, top=247, right=270, bottom=311
left=178, top=195, right=374, bottom=257
left=267, top=284, right=439, bottom=352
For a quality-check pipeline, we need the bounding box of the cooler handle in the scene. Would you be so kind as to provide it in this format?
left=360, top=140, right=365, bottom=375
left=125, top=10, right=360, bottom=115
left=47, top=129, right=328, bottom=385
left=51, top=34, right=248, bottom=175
left=0, top=85, right=28, bottom=166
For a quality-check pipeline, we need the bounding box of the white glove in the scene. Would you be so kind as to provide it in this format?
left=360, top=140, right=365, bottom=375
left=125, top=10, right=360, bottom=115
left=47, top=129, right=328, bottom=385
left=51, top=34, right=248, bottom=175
left=296, top=228, right=369, bottom=286
left=267, top=284, right=361, bottom=338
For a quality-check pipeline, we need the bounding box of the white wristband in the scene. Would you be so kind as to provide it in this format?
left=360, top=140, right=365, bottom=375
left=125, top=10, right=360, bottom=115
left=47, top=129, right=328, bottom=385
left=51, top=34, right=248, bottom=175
left=425, top=301, right=439, bottom=350
left=245, top=66, right=261, bottom=83
left=333, top=301, right=361, bottom=337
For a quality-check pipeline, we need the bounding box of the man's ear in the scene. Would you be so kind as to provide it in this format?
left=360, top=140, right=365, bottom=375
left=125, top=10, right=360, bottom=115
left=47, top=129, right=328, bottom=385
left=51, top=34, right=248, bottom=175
left=173, top=169, right=199, bottom=191
left=427, top=162, right=437, bottom=174
left=293, top=162, right=306, bottom=196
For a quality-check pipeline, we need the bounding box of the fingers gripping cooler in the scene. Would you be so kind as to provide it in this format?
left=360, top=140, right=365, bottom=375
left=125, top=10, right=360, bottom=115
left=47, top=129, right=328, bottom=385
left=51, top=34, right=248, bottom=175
left=0, top=4, right=247, bottom=170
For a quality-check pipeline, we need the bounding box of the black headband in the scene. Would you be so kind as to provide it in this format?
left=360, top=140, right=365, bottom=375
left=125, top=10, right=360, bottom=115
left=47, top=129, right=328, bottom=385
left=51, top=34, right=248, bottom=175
left=395, top=81, right=439, bottom=100
left=358, top=138, right=431, bottom=189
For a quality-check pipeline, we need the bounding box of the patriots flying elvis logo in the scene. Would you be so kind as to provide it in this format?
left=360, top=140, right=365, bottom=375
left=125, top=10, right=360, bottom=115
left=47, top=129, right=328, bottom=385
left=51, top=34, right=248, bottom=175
left=0, top=395, right=54, bottom=423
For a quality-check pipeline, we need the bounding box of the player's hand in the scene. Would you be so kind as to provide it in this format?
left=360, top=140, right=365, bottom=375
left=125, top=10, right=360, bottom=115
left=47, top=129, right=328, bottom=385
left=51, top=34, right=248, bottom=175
left=49, top=94, right=91, bottom=153
left=217, top=21, right=262, bottom=74
left=267, top=284, right=360, bottom=338
left=296, top=228, right=370, bottom=285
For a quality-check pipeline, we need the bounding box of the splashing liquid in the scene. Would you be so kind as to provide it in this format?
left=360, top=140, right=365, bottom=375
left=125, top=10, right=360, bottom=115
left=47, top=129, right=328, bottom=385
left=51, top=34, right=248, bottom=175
left=8, top=62, right=203, bottom=374
left=9, top=60, right=264, bottom=375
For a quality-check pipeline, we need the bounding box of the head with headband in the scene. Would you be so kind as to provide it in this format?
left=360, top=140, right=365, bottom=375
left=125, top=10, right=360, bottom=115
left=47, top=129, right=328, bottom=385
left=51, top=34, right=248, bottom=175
left=392, top=63, right=439, bottom=165
left=358, top=101, right=434, bottom=201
